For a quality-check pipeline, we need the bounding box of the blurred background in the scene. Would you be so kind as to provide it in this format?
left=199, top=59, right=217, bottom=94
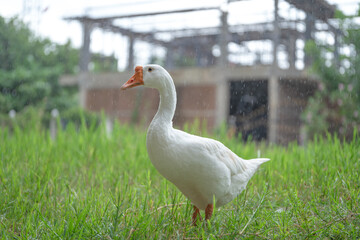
left=1, top=0, right=359, bottom=144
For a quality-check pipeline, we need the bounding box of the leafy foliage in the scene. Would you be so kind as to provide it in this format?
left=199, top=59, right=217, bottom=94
left=0, top=16, right=79, bottom=115
left=0, top=16, right=119, bottom=127
left=303, top=9, right=360, bottom=140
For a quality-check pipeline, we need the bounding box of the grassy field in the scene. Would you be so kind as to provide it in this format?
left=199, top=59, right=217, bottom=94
left=1, top=121, right=359, bottom=239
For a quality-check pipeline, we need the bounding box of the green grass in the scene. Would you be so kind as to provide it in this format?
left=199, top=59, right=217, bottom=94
left=1, top=122, right=359, bottom=239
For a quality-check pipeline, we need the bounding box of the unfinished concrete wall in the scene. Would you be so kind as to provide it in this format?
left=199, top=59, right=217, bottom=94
left=277, top=79, right=317, bottom=144
left=85, top=83, right=217, bottom=130
left=86, top=88, right=158, bottom=125
left=60, top=66, right=317, bottom=144
left=175, top=84, right=217, bottom=129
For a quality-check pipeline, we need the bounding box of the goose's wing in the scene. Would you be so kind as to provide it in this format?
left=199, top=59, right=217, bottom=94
left=170, top=129, right=269, bottom=208
left=173, top=129, right=249, bottom=176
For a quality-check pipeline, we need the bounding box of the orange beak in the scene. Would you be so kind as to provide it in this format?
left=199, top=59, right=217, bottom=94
left=121, top=66, right=144, bottom=90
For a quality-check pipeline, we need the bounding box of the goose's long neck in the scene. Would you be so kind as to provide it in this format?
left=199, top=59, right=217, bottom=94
left=153, top=75, right=177, bottom=127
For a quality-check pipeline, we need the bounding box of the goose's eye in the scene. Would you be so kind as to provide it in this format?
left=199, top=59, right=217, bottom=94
left=148, top=67, right=153, bottom=72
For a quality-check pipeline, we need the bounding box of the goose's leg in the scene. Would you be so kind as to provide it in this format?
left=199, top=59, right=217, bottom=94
left=192, top=205, right=201, bottom=226
left=205, top=204, right=213, bottom=220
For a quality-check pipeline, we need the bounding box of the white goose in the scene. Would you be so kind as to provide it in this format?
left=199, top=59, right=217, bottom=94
left=121, top=64, right=269, bottom=224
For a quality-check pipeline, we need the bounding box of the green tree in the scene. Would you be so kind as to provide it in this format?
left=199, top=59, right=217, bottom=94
left=0, top=16, right=79, bottom=114
left=303, top=9, right=360, bottom=140
left=0, top=16, right=117, bottom=126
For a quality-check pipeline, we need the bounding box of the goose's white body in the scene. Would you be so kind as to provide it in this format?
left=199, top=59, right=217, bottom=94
left=122, top=64, right=269, bottom=212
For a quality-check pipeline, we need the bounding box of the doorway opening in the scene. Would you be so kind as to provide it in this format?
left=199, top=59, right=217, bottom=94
left=229, top=80, right=268, bottom=141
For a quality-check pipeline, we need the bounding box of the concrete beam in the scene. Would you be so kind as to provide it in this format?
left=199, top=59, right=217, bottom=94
left=82, top=7, right=219, bottom=22
left=59, top=65, right=317, bottom=88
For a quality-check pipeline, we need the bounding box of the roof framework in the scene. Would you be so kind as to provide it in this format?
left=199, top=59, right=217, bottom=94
left=64, top=0, right=339, bottom=71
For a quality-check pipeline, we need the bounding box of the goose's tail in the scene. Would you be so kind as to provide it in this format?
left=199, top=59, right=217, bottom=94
left=220, top=157, right=270, bottom=207
left=246, top=158, right=270, bottom=173
left=250, top=158, right=270, bottom=165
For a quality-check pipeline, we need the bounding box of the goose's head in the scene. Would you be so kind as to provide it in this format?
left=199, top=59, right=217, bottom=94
left=121, top=64, right=170, bottom=90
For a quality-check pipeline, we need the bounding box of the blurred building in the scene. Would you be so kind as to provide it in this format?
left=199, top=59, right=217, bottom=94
left=61, top=0, right=340, bottom=144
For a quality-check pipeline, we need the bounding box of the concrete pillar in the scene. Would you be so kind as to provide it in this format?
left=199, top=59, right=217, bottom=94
left=215, top=70, right=229, bottom=126
left=288, top=36, right=297, bottom=69
left=127, top=35, right=134, bottom=71
left=215, top=7, right=230, bottom=126
left=268, top=0, right=280, bottom=144
left=79, top=21, right=93, bottom=72
left=304, top=13, right=315, bottom=67
left=218, top=9, right=229, bottom=68
left=79, top=20, right=92, bottom=109
left=78, top=72, right=88, bottom=108
left=304, top=13, right=314, bottom=40
left=165, top=46, right=175, bottom=69
left=268, top=75, right=279, bottom=143
left=195, top=44, right=203, bottom=67
left=272, top=0, right=279, bottom=68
